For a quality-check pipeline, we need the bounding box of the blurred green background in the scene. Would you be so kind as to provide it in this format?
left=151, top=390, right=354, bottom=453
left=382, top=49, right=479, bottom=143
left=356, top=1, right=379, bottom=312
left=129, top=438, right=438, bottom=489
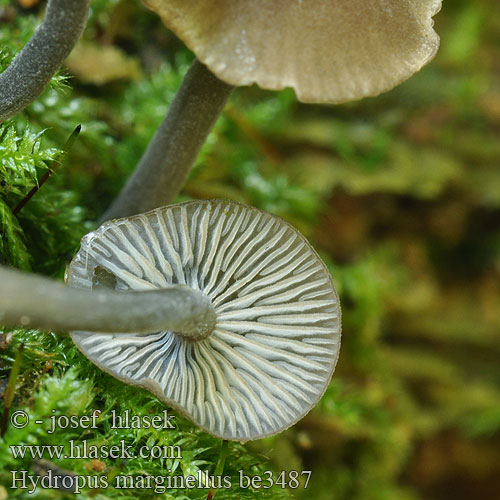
left=0, top=0, right=499, bottom=499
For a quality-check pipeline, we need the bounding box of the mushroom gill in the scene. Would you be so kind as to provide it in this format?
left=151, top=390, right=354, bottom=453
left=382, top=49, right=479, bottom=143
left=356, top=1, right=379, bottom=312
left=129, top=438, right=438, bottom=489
left=66, top=200, right=341, bottom=440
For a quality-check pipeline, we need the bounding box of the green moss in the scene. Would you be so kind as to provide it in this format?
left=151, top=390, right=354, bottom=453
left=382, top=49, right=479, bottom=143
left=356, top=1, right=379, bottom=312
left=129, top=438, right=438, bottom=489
left=0, top=330, right=293, bottom=499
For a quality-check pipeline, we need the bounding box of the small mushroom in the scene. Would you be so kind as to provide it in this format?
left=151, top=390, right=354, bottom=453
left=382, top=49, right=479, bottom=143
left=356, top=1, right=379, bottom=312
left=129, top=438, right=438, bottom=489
left=66, top=200, right=341, bottom=440
left=105, top=1, right=443, bottom=220
left=142, top=0, right=442, bottom=103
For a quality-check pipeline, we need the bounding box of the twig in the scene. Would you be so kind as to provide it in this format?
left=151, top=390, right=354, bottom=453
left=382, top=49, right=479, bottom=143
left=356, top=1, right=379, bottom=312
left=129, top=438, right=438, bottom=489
left=13, top=124, right=81, bottom=215
left=0, top=0, right=90, bottom=122
left=101, top=59, right=233, bottom=222
left=207, top=440, right=229, bottom=500
left=0, top=266, right=216, bottom=337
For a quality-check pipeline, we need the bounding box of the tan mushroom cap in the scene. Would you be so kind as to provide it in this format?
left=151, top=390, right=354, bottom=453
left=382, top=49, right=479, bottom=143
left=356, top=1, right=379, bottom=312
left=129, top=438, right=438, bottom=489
left=143, top=0, right=442, bottom=103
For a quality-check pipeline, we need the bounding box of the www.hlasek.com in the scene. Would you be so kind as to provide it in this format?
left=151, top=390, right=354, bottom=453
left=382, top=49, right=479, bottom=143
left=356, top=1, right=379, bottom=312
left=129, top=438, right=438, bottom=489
left=10, top=439, right=181, bottom=460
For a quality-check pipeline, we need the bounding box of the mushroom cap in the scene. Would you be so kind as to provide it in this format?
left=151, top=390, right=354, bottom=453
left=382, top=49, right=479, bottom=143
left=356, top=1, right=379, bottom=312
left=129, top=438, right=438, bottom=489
left=142, top=0, right=442, bottom=103
left=66, top=200, right=341, bottom=440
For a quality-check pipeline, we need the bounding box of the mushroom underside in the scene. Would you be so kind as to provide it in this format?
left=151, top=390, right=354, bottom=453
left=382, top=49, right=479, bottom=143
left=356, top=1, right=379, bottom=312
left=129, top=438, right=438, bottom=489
left=67, top=200, right=341, bottom=440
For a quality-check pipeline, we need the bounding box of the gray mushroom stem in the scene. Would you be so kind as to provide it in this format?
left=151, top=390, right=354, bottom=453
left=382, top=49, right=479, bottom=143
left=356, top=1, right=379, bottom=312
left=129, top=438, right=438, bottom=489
left=0, top=0, right=90, bottom=123
left=0, top=266, right=216, bottom=337
left=100, top=59, right=233, bottom=222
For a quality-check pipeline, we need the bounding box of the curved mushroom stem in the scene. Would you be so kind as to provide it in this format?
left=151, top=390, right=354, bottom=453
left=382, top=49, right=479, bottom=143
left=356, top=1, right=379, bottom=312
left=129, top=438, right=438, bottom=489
left=0, top=0, right=90, bottom=123
left=0, top=266, right=216, bottom=337
left=100, top=59, right=233, bottom=222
